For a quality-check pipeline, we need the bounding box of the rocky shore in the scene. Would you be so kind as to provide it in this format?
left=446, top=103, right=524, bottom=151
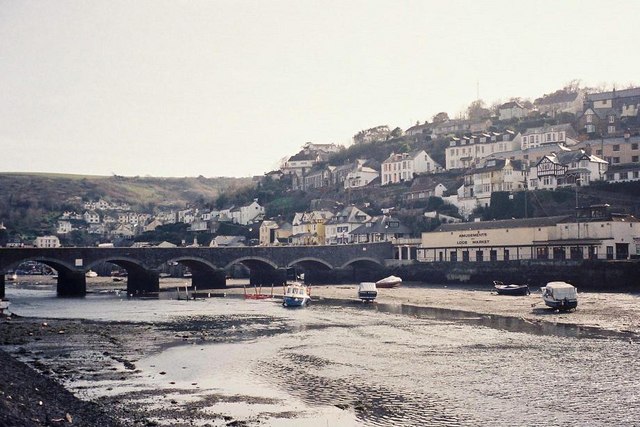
left=1, top=282, right=638, bottom=426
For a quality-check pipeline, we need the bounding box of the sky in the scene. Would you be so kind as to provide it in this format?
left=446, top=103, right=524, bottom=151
left=1, top=1, right=639, bottom=178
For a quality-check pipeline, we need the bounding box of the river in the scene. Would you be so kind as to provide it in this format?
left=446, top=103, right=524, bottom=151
left=3, top=279, right=640, bottom=426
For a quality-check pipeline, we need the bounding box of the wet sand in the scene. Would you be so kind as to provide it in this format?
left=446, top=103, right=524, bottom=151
left=1, top=280, right=639, bottom=426
left=327, top=284, right=640, bottom=334
left=227, top=282, right=640, bottom=336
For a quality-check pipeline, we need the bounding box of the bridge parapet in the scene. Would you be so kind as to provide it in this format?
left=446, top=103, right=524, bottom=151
left=0, top=243, right=393, bottom=296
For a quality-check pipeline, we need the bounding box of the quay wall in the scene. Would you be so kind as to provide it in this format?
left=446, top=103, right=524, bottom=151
left=388, top=260, right=640, bottom=292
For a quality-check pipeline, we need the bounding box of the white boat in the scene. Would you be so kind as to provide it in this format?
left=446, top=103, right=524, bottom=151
left=357, top=282, right=377, bottom=302
left=375, top=275, right=402, bottom=288
left=85, top=270, right=98, bottom=278
left=541, top=281, right=578, bottom=311
left=5, top=272, right=17, bottom=281
left=283, top=282, right=311, bottom=307
left=0, top=300, right=9, bottom=314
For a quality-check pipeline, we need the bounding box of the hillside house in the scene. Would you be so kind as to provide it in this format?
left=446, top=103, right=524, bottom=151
left=353, top=125, right=391, bottom=144
left=445, top=131, right=518, bottom=170
left=529, top=149, right=608, bottom=190
left=56, top=220, right=74, bottom=234
left=605, top=164, right=640, bottom=183
left=519, top=124, right=577, bottom=150
left=291, top=210, right=333, bottom=245
left=466, top=158, right=527, bottom=207
left=259, top=220, right=292, bottom=246
left=34, top=235, right=61, bottom=248
left=381, top=150, right=441, bottom=186
left=576, top=134, right=640, bottom=166
left=344, top=166, right=379, bottom=189
left=498, top=101, right=528, bottom=121
left=83, top=210, right=100, bottom=224
left=350, top=215, right=412, bottom=243
left=324, top=206, right=371, bottom=245
left=535, top=90, right=584, bottom=117
left=402, top=175, right=448, bottom=203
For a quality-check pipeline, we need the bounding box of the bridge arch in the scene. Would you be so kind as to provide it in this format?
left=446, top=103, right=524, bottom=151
left=223, top=256, right=279, bottom=271
left=287, top=257, right=333, bottom=270
left=339, top=257, right=384, bottom=269
left=3, top=257, right=76, bottom=274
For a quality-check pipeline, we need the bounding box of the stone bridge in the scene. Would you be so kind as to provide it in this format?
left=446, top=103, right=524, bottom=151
left=0, top=243, right=393, bottom=297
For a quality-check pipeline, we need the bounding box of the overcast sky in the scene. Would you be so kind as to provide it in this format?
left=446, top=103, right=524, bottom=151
left=1, top=1, right=639, bottom=178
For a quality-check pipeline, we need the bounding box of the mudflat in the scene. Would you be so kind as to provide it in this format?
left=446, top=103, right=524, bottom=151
left=1, top=282, right=639, bottom=426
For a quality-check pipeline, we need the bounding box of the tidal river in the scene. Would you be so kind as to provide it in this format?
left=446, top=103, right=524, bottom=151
left=4, top=283, right=640, bottom=426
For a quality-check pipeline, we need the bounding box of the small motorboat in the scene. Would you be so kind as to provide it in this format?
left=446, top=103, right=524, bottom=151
left=493, top=280, right=530, bottom=296
left=5, top=272, right=17, bottom=282
left=283, top=282, right=311, bottom=307
left=0, top=300, right=10, bottom=315
left=541, top=281, right=578, bottom=311
left=375, top=275, right=402, bottom=288
left=357, top=282, right=377, bottom=302
left=85, top=270, right=98, bottom=278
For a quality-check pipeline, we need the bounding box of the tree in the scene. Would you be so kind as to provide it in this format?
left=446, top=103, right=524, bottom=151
left=466, top=99, right=491, bottom=120
left=390, top=127, right=403, bottom=138
left=432, top=112, right=449, bottom=124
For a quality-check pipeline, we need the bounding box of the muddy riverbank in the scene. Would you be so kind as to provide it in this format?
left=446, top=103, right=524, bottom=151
left=1, top=280, right=639, bottom=426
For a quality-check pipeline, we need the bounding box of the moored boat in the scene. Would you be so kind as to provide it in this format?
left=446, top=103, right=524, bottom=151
left=85, top=270, right=98, bottom=278
left=283, top=282, right=311, bottom=307
left=375, top=275, right=402, bottom=288
left=0, top=300, right=9, bottom=315
left=541, top=281, right=578, bottom=311
left=357, top=282, right=377, bottom=302
left=5, top=272, right=17, bottom=282
left=493, top=280, right=530, bottom=296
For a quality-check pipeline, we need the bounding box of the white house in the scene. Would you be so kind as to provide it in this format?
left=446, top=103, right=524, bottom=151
left=229, top=200, right=264, bottom=225
left=381, top=149, right=441, bottom=185
left=34, top=235, right=61, bottom=248
left=498, top=101, right=528, bottom=121
left=83, top=210, right=100, bottom=224
left=344, top=166, right=379, bottom=189
left=57, top=220, right=74, bottom=234
left=520, top=124, right=577, bottom=150
left=445, top=131, right=518, bottom=170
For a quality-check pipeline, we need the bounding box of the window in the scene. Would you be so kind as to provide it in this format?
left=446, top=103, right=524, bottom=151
left=633, top=156, right=639, bottom=163
left=608, top=115, right=615, bottom=123
left=586, top=124, right=595, bottom=133
left=608, top=125, right=616, bottom=134
left=612, top=157, right=620, bottom=164
left=607, top=173, right=615, bottom=180
left=634, top=172, right=639, bottom=179
left=613, top=144, right=620, bottom=152
left=633, top=143, right=639, bottom=150
left=596, top=149, right=603, bottom=155
left=586, top=115, right=592, bottom=123
left=620, top=172, right=629, bottom=180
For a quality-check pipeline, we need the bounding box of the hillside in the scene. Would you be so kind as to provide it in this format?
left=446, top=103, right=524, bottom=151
left=0, top=173, right=253, bottom=237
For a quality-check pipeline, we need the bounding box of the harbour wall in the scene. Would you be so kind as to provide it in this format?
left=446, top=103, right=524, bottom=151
left=387, top=260, right=640, bottom=292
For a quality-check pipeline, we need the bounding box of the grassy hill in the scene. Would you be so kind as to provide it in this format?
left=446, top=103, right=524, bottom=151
left=0, top=173, right=253, bottom=238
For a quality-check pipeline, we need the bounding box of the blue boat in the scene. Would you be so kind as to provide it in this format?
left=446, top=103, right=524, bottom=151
left=283, top=282, right=311, bottom=307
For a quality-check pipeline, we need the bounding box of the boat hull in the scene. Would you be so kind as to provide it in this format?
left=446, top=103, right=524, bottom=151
left=493, top=281, right=530, bottom=296
left=283, top=296, right=309, bottom=307
left=543, top=298, right=578, bottom=310
left=358, top=291, right=377, bottom=302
